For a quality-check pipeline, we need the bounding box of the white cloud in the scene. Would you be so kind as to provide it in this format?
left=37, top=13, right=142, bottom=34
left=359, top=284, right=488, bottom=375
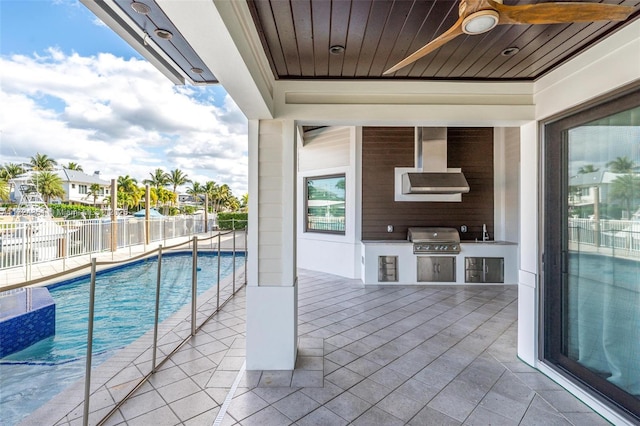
left=0, top=49, right=248, bottom=195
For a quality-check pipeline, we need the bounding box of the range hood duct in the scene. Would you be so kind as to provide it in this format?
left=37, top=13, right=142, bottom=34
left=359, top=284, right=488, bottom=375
left=401, top=127, right=470, bottom=195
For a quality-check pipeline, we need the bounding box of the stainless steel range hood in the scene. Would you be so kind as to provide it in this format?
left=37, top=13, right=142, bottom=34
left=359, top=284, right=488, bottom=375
left=402, top=172, right=470, bottom=194
left=401, top=127, right=470, bottom=196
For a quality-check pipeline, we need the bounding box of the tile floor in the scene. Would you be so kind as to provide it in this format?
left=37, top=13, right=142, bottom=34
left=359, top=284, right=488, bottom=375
left=25, top=269, right=610, bottom=425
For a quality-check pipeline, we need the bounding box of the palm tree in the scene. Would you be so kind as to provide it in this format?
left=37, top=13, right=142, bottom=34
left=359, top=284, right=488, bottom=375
left=226, top=195, right=240, bottom=212
left=35, top=171, right=65, bottom=203
left=0, top=179, right=9, bottom=201
left=29, top=153, right=58, bottom=171
left=116, top=175, right=140, bottom=212
left=143, top=168, right=169, bottom=191
left=167, top=169, right=190, bottom=206
left=117, top=175, right=138, bottom=192
left=610, top=174, right=640, bottom=219
left=215, top=184, right=232, bottom=212
left=64, top=162, right=84, bottom=172
left=1, top=163, right=25, bottom=197
left=578, top=164, right=599, bottom=174
left=203, top=181, right=218, bottom=212
left=606, top=156, right=635, bottom=173
left=240, top=193, right=248, bottom=212
left=187, top=181, right=205, bottom=205
left=1, top=163, right=25, bottom=180
left=151, top=187, right=174, bottom=212
left=87, top=183, right=102, bottom=205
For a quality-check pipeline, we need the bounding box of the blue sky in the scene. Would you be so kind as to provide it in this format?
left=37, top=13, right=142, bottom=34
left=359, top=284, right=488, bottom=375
left=0, top=0, right=248, bottom=195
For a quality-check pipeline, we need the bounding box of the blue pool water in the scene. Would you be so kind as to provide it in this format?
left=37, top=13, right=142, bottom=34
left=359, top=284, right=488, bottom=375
left=0, top=252, right=244, bottom=426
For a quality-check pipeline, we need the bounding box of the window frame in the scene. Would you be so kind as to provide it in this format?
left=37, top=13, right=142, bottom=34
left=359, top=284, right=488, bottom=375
left=304, top=173, right=346, bottom=235
left=541, top=85, right=640, bottom=420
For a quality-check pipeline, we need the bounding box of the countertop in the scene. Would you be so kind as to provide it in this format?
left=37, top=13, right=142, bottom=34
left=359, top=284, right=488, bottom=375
left=362, top=240, right=517, bottom=245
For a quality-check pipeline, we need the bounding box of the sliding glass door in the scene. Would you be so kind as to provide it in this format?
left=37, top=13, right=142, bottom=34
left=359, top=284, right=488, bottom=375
left=543, top=87, right=640, bottom=420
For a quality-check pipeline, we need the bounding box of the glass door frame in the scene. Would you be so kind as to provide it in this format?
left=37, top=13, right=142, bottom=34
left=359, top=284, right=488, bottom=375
left=541, top=84, right=640, bottom=420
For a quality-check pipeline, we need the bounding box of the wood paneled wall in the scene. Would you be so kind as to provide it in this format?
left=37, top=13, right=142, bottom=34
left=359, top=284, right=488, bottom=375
left=362, top=127, right=494, bottom=241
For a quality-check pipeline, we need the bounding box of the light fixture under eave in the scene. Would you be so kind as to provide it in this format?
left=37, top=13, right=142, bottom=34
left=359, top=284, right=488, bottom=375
left=501, top=47, right=520, bottom=57
left=190, top=67, right=204, bottom=74
left=154, top=28, right=173, bottom=40
left=329, top=45, right=345, bottom=55
left=130, top=1, right=151, bottom=15
left=461, top=10, right=499, bottom=35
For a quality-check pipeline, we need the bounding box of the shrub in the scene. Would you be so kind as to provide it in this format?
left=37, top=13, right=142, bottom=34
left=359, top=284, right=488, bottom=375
left=50, top=203, right=102, bottom=219
left=217, top=212, right=247, bottom=230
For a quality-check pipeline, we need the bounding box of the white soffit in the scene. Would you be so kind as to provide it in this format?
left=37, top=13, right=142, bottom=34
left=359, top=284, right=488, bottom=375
left=534, top=19, right=640, bottom=120
left=156, top=0, right=274, bottom=120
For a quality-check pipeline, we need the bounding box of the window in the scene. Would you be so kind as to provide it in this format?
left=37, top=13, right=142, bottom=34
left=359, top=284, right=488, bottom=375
left=305, top=174, right=346, bottom=234
left=78, top=185, right=87, bottom=194
left=71, top=184, right=76, bottom=189
left=543, top=87, right=640, bottom=419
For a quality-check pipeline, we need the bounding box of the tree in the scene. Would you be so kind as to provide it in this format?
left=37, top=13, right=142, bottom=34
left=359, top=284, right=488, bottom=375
left=29, top=153, right=58, bottom=171
left=215, top=184, right=233, bottom=212
left=610, top=174, right=640, bottom=219
left=240, top=193, right=248, bottom=212
left=143, top=168, right=169, bottom=190
left=87, top=183, right=102, bottom=206
left=0, top=163, right=25, bottom=196
left=116, top=175, right=140, bottom=212
left=606, top=156, right=635, bottom=174
left=167, top=169, right=190, bottom=206
left=187, top=181, right=203, bottom=196
left=0, top=179, right=9, bottom=201
left=203, top=181, right=218, bottom=212
left=578, top=164, right=599, bottom=174
left=64, top=162, right=84, bottom=172
left=151, top=187, right=174, bottom=212
left=117, top=175, right=138, bottom=191
left=35, top=171, right=65, bottom=203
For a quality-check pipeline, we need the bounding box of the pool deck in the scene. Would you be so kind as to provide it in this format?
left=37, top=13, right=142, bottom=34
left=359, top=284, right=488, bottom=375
left=18, top=267, right=612, bottom=425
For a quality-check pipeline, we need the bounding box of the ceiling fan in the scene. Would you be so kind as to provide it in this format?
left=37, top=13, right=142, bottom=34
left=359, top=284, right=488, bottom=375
left=384, top=0, right=635, bottom=74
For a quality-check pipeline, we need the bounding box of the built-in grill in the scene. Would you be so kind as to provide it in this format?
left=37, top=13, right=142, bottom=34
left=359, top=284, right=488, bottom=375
left=407, top=227, right=461, bottom=254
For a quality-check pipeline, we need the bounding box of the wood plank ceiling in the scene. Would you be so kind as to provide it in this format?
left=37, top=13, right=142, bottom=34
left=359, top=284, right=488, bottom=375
left=247, top=0, right=640, bottom=81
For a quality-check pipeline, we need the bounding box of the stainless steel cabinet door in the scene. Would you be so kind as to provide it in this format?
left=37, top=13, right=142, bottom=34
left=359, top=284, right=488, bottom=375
left=417, top=256, right=455, bottom=282
left=483, top=257, right=504, bottom=283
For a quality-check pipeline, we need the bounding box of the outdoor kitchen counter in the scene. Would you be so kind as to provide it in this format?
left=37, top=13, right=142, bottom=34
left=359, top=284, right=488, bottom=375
left=361, top=240, right=517, bottom=285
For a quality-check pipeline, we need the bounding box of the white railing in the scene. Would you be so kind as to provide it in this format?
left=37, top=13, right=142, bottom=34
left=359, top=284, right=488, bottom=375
left=0, top=216, right=221, bottom=270
left=568, top=218, right=640, bottom=256
left=307, top=215, right=345, bottom=232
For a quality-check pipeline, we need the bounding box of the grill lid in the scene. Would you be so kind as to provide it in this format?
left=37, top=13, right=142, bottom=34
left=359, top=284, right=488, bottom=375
left=407, top=227, right=460, bottom=243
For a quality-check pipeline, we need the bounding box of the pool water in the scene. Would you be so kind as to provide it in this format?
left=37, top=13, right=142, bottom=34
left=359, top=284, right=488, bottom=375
left=0, top=252, right=244, bottom=426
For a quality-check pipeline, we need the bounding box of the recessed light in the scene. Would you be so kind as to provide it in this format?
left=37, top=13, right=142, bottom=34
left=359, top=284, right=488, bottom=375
left=131, top=1, right=151, bottom=15
left=329, top=45, right=345, bottom=55
left=191, top=67, right=204, bottom=74
left=501, top=47, right=520, bottom=57
left=154, top=28, right=173, bottom=40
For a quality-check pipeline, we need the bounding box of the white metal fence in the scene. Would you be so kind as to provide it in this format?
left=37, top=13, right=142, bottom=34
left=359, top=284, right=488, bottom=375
left=307, top=216, right=345, bottom=232
left=568, top=218, right=640, bottom=255
left=0, top=216, right=220, bottom=270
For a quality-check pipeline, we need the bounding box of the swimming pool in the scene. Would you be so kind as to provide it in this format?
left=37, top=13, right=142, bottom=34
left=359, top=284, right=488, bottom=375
left=0, top=252, right=244, bottom=426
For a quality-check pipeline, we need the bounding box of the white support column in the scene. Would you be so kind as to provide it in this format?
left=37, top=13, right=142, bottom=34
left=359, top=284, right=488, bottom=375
left=246, top=119, right=298, bottom=370
left=518, top=121, right=539, bottom=366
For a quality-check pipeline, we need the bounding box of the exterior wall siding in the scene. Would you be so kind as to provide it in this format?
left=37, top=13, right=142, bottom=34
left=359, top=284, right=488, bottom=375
left=361, top=126, right=494, bottom=241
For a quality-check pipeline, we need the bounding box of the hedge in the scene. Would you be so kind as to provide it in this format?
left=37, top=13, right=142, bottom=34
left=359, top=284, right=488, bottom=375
left=217, top=212, right=248, bottom=230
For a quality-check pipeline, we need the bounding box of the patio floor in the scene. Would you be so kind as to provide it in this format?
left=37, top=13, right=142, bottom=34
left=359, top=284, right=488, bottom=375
left=33, top=269, right=609, bottom=426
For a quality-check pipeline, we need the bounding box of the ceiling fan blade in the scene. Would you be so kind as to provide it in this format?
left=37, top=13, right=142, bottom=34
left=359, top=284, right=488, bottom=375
left=384, top=17, right=465, bottom=75
left=493, top=1, right=634, bottom=25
